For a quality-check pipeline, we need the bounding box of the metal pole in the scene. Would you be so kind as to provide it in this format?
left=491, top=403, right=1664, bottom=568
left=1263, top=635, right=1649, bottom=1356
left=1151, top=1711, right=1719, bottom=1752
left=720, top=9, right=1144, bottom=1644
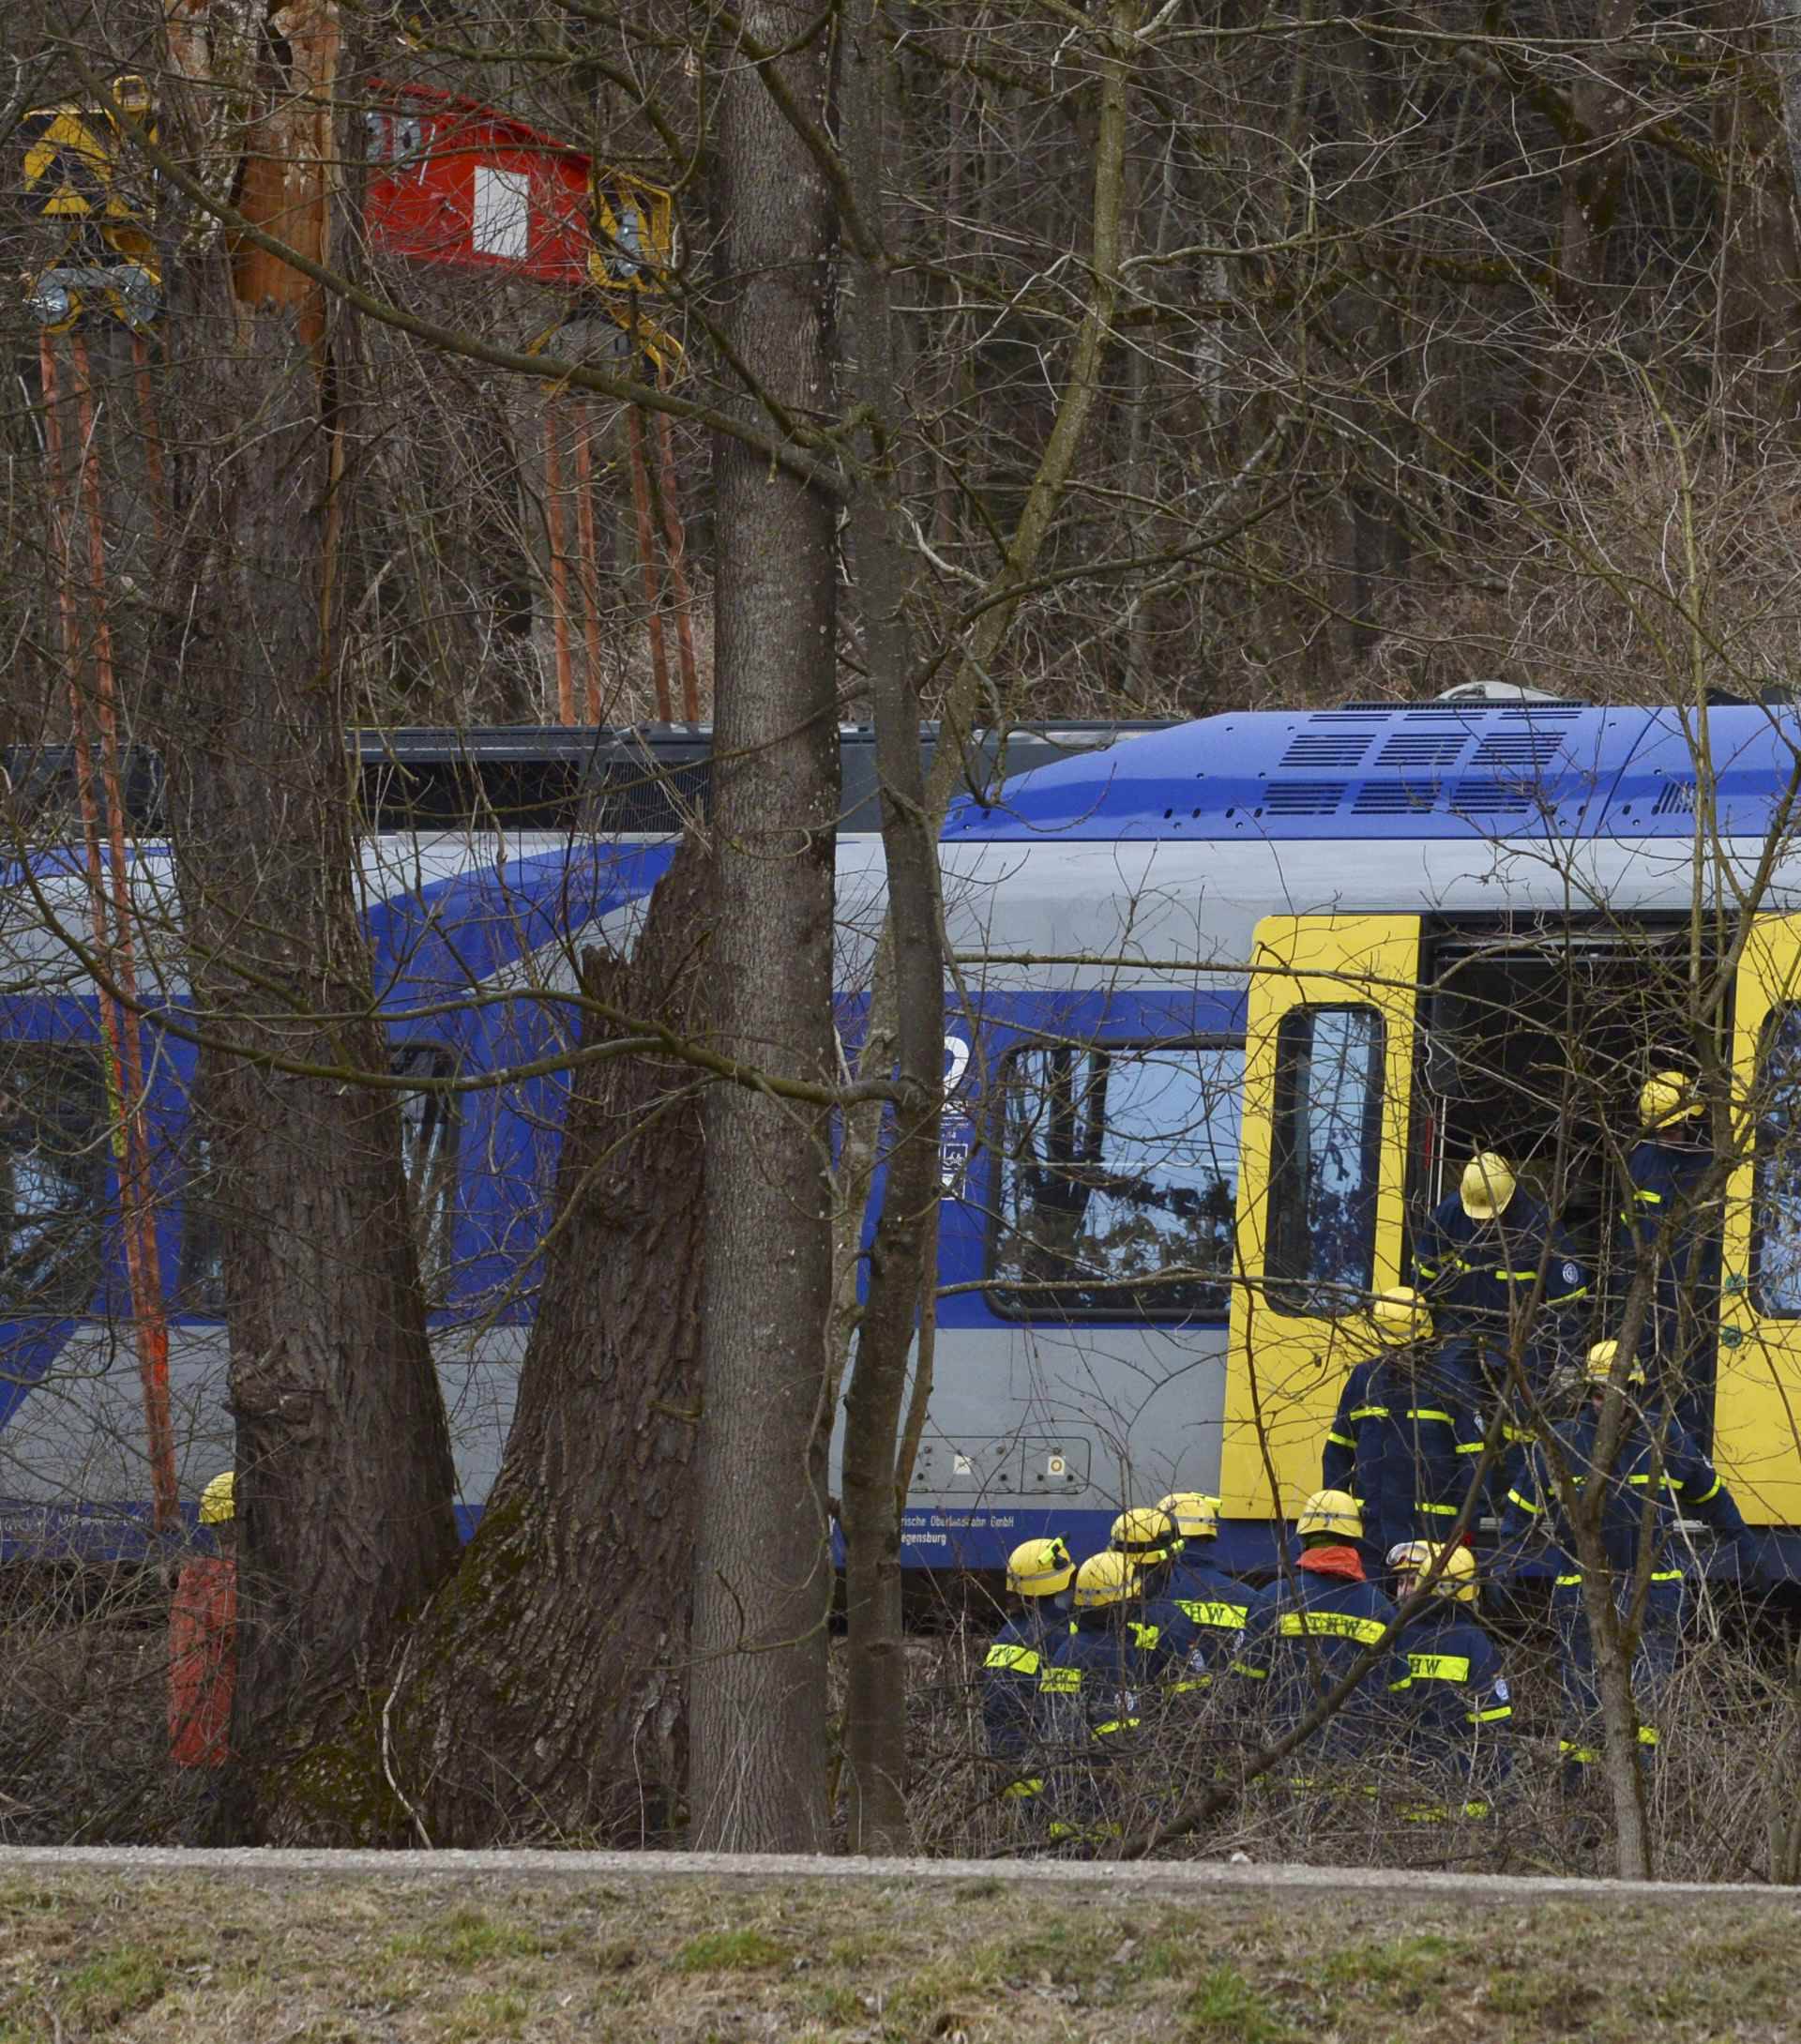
left=570, top=401, right=608, bottom=724
left=543, top=390, right=577, bottom=725
left=625, top=404, right=672, bottom=721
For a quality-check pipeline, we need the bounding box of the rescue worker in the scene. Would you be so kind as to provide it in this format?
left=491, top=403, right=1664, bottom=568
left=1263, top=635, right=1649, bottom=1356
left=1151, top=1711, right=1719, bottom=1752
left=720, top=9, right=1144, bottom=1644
left=1040, top=1549, right=1187, bottom=1844
left=1501, top=1338, right=1754, bottom=1791
left=1105, top=1507, right=1203, bottom=1693
left=1389, top=1540, right=1513, bottom=1816
left=169, top=1470, right=237, bottom=1773
left=1158, top=1491, right=1272, bottom=1675
left=1321, top=1285, right=1488, bottom=1562
left=1413, top=1152, right=1589, bottom=1401
left=1233, top=1491, right=1413, bottom=1762
left=981, top=1536, right=1075, bottom=1809
left=1620, top=1070, right=1720, bottom=1428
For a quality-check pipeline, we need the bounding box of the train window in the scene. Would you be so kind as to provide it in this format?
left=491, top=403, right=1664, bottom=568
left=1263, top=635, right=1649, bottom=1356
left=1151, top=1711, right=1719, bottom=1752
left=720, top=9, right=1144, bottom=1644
left=0, top=1044, right=108, bottom=1316
left=182, top=1045, right=460, bottom=1311
left=988, top=1038, right=1244, bottom=1319
left=1753, top=1007, right=1801, bottom=1315
left=1264, top=1006, right=1384, bottom=1315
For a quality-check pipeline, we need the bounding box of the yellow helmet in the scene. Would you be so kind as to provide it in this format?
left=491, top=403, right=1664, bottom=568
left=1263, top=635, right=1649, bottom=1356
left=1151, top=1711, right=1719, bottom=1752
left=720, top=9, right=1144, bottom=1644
left=1006, top=1536, right=1074, bottom=1597
left=1641, top=1071, right=1703, bottom=1131
left=1369, top=1284, right=1432, bottom=1347
left=198, top=1470, right=235, bottom=1526
left=1295, top=1489, right=1363, bottom=1541
left=1585, top=1339, right=1646, bottom=1387
left=1072, top=1550, right=1143, bottom=1610
left=1460, top=1152, right=1517, bottom=1220
left=1157, top=1491, right=1219, bottom=1541
left=1388, top=1539, right=1478, bottom=1604
left=1109, top=1507, right=1180, bottom=1566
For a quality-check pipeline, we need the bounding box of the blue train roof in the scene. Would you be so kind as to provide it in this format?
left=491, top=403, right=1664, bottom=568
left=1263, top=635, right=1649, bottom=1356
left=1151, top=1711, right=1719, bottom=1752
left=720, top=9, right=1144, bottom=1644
left=943, top=702, right=1799, bottom=842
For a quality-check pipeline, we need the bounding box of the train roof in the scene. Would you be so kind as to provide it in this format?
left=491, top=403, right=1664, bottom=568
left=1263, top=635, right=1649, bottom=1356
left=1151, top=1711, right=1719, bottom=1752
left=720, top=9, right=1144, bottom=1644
left=943, top=701, right=1801, bottom=843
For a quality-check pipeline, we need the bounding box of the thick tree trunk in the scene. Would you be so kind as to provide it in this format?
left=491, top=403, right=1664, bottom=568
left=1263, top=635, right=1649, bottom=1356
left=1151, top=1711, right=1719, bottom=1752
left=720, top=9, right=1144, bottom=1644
left=158, top=310, right=460, bottom=1841
left=393, top=840, right=711, bottom=1843
left=687, top=0, right=840, bottom=1856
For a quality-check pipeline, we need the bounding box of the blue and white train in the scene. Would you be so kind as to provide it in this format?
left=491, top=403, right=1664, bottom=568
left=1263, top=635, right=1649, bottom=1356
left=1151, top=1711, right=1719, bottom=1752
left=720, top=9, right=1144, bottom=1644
left=8, top=696, right=1801, bottom=1579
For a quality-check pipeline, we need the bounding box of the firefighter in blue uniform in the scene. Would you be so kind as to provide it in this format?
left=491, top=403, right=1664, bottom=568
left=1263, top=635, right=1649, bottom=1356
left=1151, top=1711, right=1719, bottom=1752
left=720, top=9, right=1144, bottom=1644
left=1157, top=1491, right=1272, bottom=1676
left=1414, top=1153, right=1589, bottom=1403
left=1233, top=1491, right=1414, bottom=1763
left=1501, top=1337, right=1754, bottom=1791
left=1620, top=1071, right=1719, bottom=1430
left=980, top=1536, right=1075, bottom=1809
left=1039, top=1549, right=1187, bottom=1844
left=1388, top=1540, right=1513, bottom=1818
left=1321, top=1286, right=1489, bottom=1563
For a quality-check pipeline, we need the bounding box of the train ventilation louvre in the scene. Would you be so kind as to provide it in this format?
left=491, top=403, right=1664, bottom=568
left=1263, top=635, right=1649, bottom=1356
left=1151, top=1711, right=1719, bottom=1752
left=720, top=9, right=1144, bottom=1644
left=1262, top=781, right=1349, bottom=815
left=1352, top=780, right=1439, bottom=814
left=1450, top=778, right=1535, bottom=813
left=1654, top=778, right=1698, bottom=816
left=1277, top=732, right=1376, bottom=769
left=1376, top=734, right=1466, bottom=768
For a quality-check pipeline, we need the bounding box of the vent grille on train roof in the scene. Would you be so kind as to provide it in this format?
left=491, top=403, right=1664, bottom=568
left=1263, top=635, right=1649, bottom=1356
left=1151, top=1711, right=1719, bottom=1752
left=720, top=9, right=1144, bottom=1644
left=1377, top=733, right=1466, bottom=767
left=1653, top=778, right=1697, bottom=816
left=1353, top=780, right=1439, bottom=814
left=1450, top=779, right=1534, bottom=813
left=1264, top=781, right=1348, bottom=814
left=1278, top=732, right=1375, bottom=768
left=1469, top=730, right=1566, bottom=769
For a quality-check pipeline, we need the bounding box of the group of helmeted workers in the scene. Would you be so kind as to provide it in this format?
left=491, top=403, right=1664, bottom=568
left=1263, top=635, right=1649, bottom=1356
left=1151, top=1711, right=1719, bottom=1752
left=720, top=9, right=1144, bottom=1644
left=980, top=1070, right=1755, bottom=1840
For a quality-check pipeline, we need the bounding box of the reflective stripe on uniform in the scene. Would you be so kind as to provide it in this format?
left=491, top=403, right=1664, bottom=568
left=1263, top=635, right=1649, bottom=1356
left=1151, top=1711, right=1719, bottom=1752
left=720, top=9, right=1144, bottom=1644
left=1506, top=1488, right=1542, bottom=1515
left=984, top=1643, right=1040, bottom=1674
left=1640, top=1725, right=1659, bottom=1747
left=1277, top=1611, right=1389, bottom=1645
left=1350, top=1405, right=1391, bottom=1421
left=1408, top=1652, right=1473, bottom=1683
left=1039, top=1666, right=1081, bottom=1694
left=1417, top=1501, right=1460, bottom=1516
left=1231, top=1660, right=1268, bottom=1680
left=1689, top=1476, right=1723, bottom=1505
left=1554, top=1572, right=1583, bottom=1586
left=1128, top=1622, right=1161, bottom=1651
left=1095, top=1718, right=1141, bottom=1738
left=1456, top=1440, right=1487, bottom=1455
left=1560, top=1741, right=1600, bottom=1762
left=1326, top=1431, right=1355, bottom=1450
left=1504, top=1424, right=1536, bottom=1445
left=1001, top=1777, right=1043, bottom=1799
left=1404, top=1408, right=1455, bottom=1424
left=1468, top=1703, right=1513, bottom=1722
left=1178, top=1599, right=1249, bottom=1631
left=1650, top=1568, right=1683, bottom=1584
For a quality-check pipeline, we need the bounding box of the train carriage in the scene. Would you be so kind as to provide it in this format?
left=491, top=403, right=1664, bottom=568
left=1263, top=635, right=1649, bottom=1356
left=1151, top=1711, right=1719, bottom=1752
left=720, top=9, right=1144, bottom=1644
left=6, top=698, right=1801, bottom=1580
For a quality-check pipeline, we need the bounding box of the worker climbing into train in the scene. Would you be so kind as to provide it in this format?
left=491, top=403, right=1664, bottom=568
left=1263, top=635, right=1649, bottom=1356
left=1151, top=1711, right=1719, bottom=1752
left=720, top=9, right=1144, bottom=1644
left=1232, top=1491, right=1413, bottom=1765
left=1413, top=1151, right=1589, bottom=1408
left=1321, top=1285, right=1490, bottom=1567
left=1039, top=1549, right=1189, bottom=1847
left=1620, top=1070, right=1721, bottom=1431
left=168, top=1470, right=238, bottom=1803
left=980, top=1536, right=1075, bottom=1813
left=1500, top=1338, right=1755, bottom=1792
left=1157, top=1491, right=1272, bottom=1676
left=1388, top=1541, right=1513, bottom=1819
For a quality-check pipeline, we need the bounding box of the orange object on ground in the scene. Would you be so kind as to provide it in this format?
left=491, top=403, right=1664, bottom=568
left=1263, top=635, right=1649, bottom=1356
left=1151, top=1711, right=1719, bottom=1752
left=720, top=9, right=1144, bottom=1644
left=168, top=1554, right=237, bottom=1767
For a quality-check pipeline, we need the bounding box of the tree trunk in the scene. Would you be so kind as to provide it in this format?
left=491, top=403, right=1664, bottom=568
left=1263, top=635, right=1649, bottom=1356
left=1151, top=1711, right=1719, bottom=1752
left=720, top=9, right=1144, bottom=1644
left=394, top=840, right=711, bottom=1843
left=687, top=0, right=840, bottom=1855
left=158, top=309, right=461, bottom=1842
left=836, top=0, right=944, bottom=1856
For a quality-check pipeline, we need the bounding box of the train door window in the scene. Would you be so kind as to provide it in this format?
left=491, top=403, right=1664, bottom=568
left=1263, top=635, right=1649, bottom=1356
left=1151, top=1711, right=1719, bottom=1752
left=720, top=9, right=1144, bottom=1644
left=988, top=1038, right=1244, bottom=1318
left=1264, top=1006, right=1384, bottom=1314
left=0, top=1043, right=107, bottom=1315
left=1752, top=1007, right=1801, bottom=1314
left=181, top=1045, right=461, bottom=1310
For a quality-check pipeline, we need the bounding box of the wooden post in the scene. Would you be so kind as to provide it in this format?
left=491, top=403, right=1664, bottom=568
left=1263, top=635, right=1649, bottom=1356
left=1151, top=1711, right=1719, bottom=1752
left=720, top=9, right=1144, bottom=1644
left=571, top=401, right=608, bottom=724
left=653, top=402, right=701, bottom=721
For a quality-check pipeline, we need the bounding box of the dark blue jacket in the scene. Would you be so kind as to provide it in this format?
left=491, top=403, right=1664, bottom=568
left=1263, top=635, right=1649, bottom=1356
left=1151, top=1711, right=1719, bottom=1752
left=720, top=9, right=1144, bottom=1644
left=981, top=1604, right=1065, bottom=1760
left=1322, top=1342, right=1487, bottom=1555
left=1167, top=1549, right=1272, bottom=1676
left=1413, top=1190, right=1588, bottom=1384
left=1619, top=1136, right=1719, bottom=1357
left=1400, top=1604, right=1513, bottom=1782
left=1235, top=1551, right=1413, bottom=1757
left=1501, top=1401, right=1750, bottom=1575
left=1040, top=1597, right=1196, bottom=1749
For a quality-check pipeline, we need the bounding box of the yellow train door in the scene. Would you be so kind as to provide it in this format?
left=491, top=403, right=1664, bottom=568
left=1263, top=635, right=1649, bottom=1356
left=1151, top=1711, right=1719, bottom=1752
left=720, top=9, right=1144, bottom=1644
left=1718, top=916, right=1801, bottom=1525
left=1219, top=914, right=1423, bottom=1523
